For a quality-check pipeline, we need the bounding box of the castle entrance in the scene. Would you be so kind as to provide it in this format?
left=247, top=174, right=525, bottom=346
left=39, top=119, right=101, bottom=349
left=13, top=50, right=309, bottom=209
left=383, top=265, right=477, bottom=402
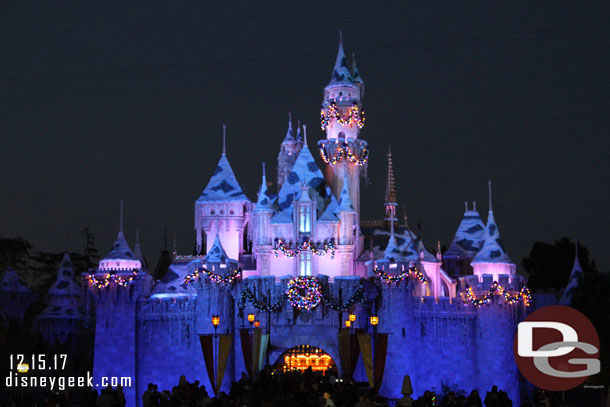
left=274, top=344, right=337, bottom=375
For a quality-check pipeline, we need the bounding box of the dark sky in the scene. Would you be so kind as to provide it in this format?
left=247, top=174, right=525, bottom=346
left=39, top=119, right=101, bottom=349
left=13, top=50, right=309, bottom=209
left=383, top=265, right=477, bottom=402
left=2, top=2, right=609, bottom=273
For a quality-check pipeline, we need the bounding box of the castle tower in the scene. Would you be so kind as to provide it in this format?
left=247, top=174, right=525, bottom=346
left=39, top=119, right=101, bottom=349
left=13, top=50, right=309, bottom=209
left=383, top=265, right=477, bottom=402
left=194, top=125, right=251, bottom=259
left=252, top=163, right=274, bottom=274
left=443, top=201, right=485, bottom=277
left=277, top=113, right=303, bottom=189
left=471, top=181, right=516, bottom=280
left=334, top=177, right=357, bottom=275
left=384, top=147, right=398, bottom=231
left=86, top=202, right=152, bottom=407
left=318, top=33, right=368, bottom=218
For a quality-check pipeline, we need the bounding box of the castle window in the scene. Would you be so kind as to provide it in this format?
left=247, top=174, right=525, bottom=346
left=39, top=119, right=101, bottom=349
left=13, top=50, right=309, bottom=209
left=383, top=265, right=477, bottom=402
left=211, top=209, right=215, bottom=215
left=230, top=209, right=234, bottom=215
left=299, top=205, right=311, bottom=234
left=220, top=210, right=224, bottom=215
left=299, top=252, right=311, bottom=276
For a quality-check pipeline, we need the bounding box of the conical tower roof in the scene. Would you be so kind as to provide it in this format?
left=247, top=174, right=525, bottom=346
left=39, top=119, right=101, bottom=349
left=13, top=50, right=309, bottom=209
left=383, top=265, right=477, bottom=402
left=197, top=127, right=250, bottom=204
left=328, top=32, right=353, bottom=86
left=383, top=234, right=405, bottom=261
left=254, top=163, right=274, bottom=212
left=0, top=267, right=29, bottom=292
left=48, top=253, right=80, bottom=296
left=444, top=202, right=486, bottom=259
left=134, top=229, right=147, bottom=268
left=560, top=243, right=584, bottom=305
left=203, top=235, right=231, bottom=263
left=352, top=52, right=363, bottom=84
left=282, top=113, right=295, bottom=143
left=276, top=127, right=328, bottom=212
left=472, top=182, right=513, bottom=265
left=319, top=194, right=339, bottom=222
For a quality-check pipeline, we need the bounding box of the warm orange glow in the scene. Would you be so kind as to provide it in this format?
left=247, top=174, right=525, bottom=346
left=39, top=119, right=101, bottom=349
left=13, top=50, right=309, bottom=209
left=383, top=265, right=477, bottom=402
left=345, top=320, right=351, bottom=328
left=349, top=314, right=356, bottom=322
left=370, top=316, right=379, bottom=326
left=247, top=314, right=255, bottom=322
left=211, top=315, right=220, bottom=327
left=253, top=320, right=260, bottom=328
left=279, top=345, right=334, bottom=374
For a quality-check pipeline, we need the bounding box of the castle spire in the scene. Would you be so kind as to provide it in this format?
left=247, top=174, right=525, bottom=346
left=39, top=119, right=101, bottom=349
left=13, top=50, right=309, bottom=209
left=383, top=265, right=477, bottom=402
left=488, top=180, right=493, bottom=212
left=352, top=52, right=363, bottom=84
left=222, top=124, right=227, bottom=156
left=303, top=124, right=308, bottom=147
left=283, top=113, right=294, bottom=142
left=329, top=30, right=353, bottom=85
left=119, top=200, right=124, bottom=235
left=384, top=146, right=398, bottom=231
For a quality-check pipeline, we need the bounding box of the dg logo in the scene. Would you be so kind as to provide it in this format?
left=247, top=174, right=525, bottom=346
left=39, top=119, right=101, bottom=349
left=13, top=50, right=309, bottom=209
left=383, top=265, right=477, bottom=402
left=513, top=305, right=600, bottom=391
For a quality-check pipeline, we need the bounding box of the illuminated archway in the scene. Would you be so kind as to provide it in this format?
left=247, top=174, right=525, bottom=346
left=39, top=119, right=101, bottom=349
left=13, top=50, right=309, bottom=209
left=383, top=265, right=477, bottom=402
left=274, top=344, right=337, bottom=374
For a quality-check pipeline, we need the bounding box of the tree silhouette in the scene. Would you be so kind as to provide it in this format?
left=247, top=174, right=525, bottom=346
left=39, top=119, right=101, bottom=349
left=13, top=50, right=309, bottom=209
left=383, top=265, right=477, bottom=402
left=0, top=236, right=32, bottom=270
left=521, top=238, right=597, bottom=291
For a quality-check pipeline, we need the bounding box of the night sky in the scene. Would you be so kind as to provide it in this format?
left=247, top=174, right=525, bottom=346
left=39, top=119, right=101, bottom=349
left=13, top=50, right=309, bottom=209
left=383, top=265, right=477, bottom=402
left=2, top=2, right=609, bottom=273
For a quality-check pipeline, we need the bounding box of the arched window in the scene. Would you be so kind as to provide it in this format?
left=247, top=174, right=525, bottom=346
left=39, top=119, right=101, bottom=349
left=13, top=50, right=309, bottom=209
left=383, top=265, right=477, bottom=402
left=211, top=209, right=215, bottom=215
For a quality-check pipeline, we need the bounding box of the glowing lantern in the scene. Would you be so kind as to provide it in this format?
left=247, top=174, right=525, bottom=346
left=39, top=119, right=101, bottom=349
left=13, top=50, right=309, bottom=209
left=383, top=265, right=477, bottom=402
left=247, top=313, right=255, bottom=323
left=345, top=320, right=351, bottom=328
left=349, top=314, right=356, bottom=322
left=370, top=316, right=379, bottom=326
left=254, top=320, right=260, bottom=328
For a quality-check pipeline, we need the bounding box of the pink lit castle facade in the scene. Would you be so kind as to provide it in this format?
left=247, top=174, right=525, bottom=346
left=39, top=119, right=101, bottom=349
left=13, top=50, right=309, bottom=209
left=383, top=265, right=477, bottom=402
left=76, top=36, right=532, bottom=406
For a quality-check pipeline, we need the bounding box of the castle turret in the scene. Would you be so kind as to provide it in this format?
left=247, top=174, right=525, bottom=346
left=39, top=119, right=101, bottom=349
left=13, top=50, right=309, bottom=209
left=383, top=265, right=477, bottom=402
left=36, top=253, right=82, bottom=343
left=195, top=125, right=251, bottom=259
left=277, top=113, right=303, bottom=189
left=471, top=181, right=516, bottom=280
left=443, top=201, right=486, bottom=277
left=318, top=33, right=368, bottom=218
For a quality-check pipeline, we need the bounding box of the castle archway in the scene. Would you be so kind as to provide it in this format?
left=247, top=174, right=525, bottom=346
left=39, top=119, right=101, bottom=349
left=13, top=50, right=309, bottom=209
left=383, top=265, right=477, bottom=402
left=273, top=344, right=337, bottom=375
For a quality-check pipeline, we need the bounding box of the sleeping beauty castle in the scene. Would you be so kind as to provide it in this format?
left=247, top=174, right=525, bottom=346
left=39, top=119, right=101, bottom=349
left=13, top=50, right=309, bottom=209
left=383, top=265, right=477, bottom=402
left=2, top=36, right=533, bottom=406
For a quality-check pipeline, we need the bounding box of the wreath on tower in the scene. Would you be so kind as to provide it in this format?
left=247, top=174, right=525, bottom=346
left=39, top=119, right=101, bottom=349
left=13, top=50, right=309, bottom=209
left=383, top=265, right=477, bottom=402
left=286, top=276, right=323, bottom=310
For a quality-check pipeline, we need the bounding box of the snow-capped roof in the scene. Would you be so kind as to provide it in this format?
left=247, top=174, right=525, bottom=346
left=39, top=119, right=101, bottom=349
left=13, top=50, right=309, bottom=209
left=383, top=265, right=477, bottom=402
left=328, top=35, right=353, bottom=86
left=196, top=154, right=249, bottom=203
left=48, top=253, right=80, bottom=296
left=254, top=163, right=274, bottom=212
left=151, top=259, right=202, bottom=298
left=383, top=235, right=405, bottom=262
left=282, top=113, right=295, bottom=143
left=352, top=53, right=363, bottom=84
left=104, top=231, right=136, bottom=261
left=444, top=203, right=485, bottom=259
left=0, top=267, right=29, bottom=292
left=270, top=209, right=293, bottom=224
left=334, top=179, right=356, bottom=213
left=318, top=195, right=339, bottom=222
left=276, top=142, right=328, bottom=213
left=559, top=244, right=584, bottom=305
left=134, top=230, right=146, bottom=267
left=203, top=235, right=231, bottom=264
left=374, top=229, right=437, bottom=263
left=471, top=211, right=513, bottom=265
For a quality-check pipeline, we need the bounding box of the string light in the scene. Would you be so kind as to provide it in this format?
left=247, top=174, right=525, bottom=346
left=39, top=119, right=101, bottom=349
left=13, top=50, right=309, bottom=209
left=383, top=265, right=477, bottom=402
left=373, top=266, right=426, bottom=284
left=286, top=276, right=324, bottom=310
left=273, top=239, right=335, bottom=259
left=183, top=267, right=242, bottom=285
left=318, top=140, right=368, bottom=166
left=323, top=284, right=365, bottom=311
left=238, top=288, right=286, bottom=312
left=320, top=101, right=365, bottom=130
left=87, top=269, right=139, bottom=288
left=465, top=281, right=532, bottom=307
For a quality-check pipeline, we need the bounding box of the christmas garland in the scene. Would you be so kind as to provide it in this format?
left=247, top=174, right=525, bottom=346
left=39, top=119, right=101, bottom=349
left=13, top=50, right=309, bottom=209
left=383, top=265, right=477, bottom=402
left=273, top=239, right=335, bottom=259
left=238, top=277, right=366, bottom=312
left=373, top=267, right=426, bottom=284
left=322, top=284, right=366, bottom=311
left=465, top=282, right=532, bottom=307
left=87, top=269, right=139, bottom=288
left=320, top=101, right=365, bottom=131
left=183, top=267, right=242, bottom=286
left=318, top=140, right=368, bottom=166
left=238, top=287, right=287, bottom=312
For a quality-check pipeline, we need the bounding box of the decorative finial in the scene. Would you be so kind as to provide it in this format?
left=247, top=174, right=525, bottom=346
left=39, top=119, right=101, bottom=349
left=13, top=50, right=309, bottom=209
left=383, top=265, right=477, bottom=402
left=119, top=200, right=124, bottom=234
left=436, top=240, right=442, bottom=261
left=136, top=228, right=140, bottom=243
left=303, top=124, right=307, bottom=146
left=222, top=124, right=227, bottom=156
left=339, top=30, right=343, bottom=45
left=262, top=162, right=266, bottom=180
left=473, top=200, right=477, bottom=211
left=173, top=233, right=177, bottom=254
left=288, top=112, right=292, bottom=127
left=488, top=180, right=493, bottom=212
left=464, top=201, right=468, bottom=211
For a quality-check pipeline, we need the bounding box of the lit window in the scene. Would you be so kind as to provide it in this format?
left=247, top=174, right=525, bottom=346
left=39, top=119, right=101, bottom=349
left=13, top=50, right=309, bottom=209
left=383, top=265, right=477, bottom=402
left=300, top=252, right=311, bottom=276
left=299, top=205, right=311, bottom=234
